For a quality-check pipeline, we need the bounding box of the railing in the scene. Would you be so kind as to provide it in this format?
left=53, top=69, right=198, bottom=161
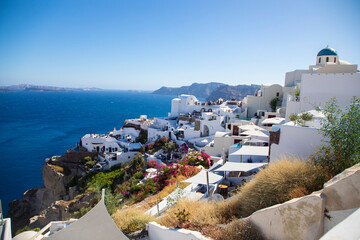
left=0, top=199, right=3, bottom=226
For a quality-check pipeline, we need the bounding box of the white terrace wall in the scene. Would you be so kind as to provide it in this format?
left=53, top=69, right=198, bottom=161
left=248, top=163, right=360, bottom=240
left=269, top=125, right=324, bottom=163
left=249, top=193, right=325, bottom=240
left=148, top=222, right=210, bottom=240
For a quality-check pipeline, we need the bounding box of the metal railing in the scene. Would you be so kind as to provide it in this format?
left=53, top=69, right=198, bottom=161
left=0, top=199, right=3, bottom=226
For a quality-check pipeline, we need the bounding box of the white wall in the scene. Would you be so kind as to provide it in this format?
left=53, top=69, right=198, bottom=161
left=148, top=222, right=210, bottom=240
left=269, top=125, right=324, bottom=163
left=286, top=72, right=360, bottom=118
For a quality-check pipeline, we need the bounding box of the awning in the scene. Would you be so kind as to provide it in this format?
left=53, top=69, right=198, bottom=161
left=231, top=146, right=269, bottom=156
left=261, top=117, right=285, bottom=125
left=47, top=190, right=128, bottom=240
left=243, top=138, right=268, bottom=144
left=182, top=170, right=223, bottom=185
left=216, top=162, right=267, bottom=172
left=240, top=130, right=269, bottom=138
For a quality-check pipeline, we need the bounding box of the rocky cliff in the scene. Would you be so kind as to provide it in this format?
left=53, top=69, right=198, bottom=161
left=206, top=84, right=260, bottom=101
left=7, top=150, right=98, bottom=234
left=152, top=82, right=261, bottom=101
left=153, top=82, right=226, bottom=98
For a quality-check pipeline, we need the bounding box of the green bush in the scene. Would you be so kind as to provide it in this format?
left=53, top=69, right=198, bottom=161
left=15, top=226, right=40, bottom=236
left=86, top=168, right=125, bottom=192
left=311, top=97, right=360, bottom=176
left=133, top=171, right=144, bottom=180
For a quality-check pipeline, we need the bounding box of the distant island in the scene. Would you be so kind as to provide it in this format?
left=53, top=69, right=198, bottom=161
left=153, top=82, right=261, bottom=101
left=0, top=84, right=102, bottom=92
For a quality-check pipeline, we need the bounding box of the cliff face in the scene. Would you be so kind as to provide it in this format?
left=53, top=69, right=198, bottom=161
left=152, top=82, right=261, bottom=101
left=7, top=151, right=97, bottom=234
left=206, top=84, right=261, bottom=101
left=153, top=82, right=226, bottom=98
left=29, top=191, right=99, bottom=229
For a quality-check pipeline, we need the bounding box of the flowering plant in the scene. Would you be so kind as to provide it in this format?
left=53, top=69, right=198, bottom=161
left=147, top=160, right=157, bottom=168
left=180, top=150, right=211, bottom=169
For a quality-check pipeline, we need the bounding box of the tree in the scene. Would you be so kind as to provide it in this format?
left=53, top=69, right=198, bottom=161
left=311, top=97, right=360, bottom=176
left=162, top=141, right=177, bottom=161
left=270, top=97, right=279, bottom=112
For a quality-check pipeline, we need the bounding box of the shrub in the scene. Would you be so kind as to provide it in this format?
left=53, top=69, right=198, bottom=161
left=218, top=219, right=264, bottom=240
left=289, top=112, right=314, bottom=126
left=73, top=206, right=92, bottom=219
left=270, top=97, right=279, bottom=112
left=15, top=226, right=40, bottom=236
left=147, top=160, right=157, bottom=168
left=86, top=168, right=125, bottom=192
left=113, top=207, right=156, bottom=234
left=133, top=171, right=144, bottom=180
left=154, top=163, right=200, bottom=190
left=311, top=97, right=360, bottom=176
left=232, top=159, right=326, bottom=217
left=181, top=149, right=211, bottom=169
left=157, top=199, right=219, bottom=228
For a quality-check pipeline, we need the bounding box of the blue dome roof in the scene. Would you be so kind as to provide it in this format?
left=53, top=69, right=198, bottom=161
left=317, top=47, right=337, bottom=56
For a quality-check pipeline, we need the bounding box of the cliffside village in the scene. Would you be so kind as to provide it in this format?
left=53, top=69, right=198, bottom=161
left=80, top=47, right=358, bottom=172
left=3, top=47, right=360, bottom=240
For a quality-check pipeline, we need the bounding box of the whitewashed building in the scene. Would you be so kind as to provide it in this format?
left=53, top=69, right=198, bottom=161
left=270, top=47, right=360, bottom=163
left=284, top=46, right=360, bottom=118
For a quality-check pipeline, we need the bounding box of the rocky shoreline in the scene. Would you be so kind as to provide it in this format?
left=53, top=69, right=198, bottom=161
left=7, top=149, right=98, bottom=234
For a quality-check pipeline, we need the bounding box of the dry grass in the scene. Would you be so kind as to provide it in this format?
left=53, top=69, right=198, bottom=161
left=157, top=159, right=327, bottom=232
left=154, top=159, right=329, bottom=240
left=112, top=207, right=156, bottom=234
left=146, top=175, right=190, bottom=207
left=217, top=219, right=264, bottom=240
left=49, top=164, right=65, bottom=174
left=232, top=158, right=325, bottom=217
left=156, top=199, right=218, bottom=227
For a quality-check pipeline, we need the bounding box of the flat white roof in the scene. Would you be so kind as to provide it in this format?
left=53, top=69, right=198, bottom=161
left=216, top=162, right=267, bottom=172
left=230, top=146, right=269, bottom=156
left=182, top=170, right=223, bottom=185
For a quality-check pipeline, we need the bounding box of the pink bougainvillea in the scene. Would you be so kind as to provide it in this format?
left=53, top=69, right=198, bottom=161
left=180, top=149, right=211, bottom=169
left=147, top=160, right=157, bottom=168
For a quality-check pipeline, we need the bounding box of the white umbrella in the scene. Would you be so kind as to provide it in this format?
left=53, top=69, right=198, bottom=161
left=182, top=170, right=223, bottom=185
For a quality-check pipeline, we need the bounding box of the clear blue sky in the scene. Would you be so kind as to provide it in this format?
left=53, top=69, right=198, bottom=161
left=0, top=0, right=359, bottom=90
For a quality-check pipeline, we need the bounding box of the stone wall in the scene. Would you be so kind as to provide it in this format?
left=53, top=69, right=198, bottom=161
left=248, top=163, right=360, bottom=240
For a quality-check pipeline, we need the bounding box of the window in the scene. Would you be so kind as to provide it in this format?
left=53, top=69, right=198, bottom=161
left=326, top=57, right=329, bottom=62
left=276, top=92, right=279, bottom=97
left=319, top=57, right=321, bottom=63
left=334, top=57, right=336, bottom=63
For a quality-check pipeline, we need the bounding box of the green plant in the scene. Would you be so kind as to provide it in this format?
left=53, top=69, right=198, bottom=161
left=270, top=97, right=279, bottom=112
left=162, top=141, right=177, bottom=160
left=295, top=90, right=300, bottom=101
left=73, top=206, right=93, bottom=219
left=289, top=112, right=313, bottom=126
left=311, top=97, right=360, bottom=176
left=133, top=171, right=144, bottom=180
left=15, top=226, right=40, bottom=236
left=175, top=208, right=190, bottom=227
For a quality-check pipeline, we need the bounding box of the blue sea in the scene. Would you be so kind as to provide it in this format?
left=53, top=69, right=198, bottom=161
left=0, top=90, right=174, bottom=216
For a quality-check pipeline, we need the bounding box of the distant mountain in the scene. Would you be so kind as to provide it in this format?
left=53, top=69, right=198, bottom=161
left=153, top=82, right=261, bottom=101
left=206, top=84, right=260, bottom=101
left=0, top=84, right=101, bottom=92
left=153, top=82, right=226, bottom=99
